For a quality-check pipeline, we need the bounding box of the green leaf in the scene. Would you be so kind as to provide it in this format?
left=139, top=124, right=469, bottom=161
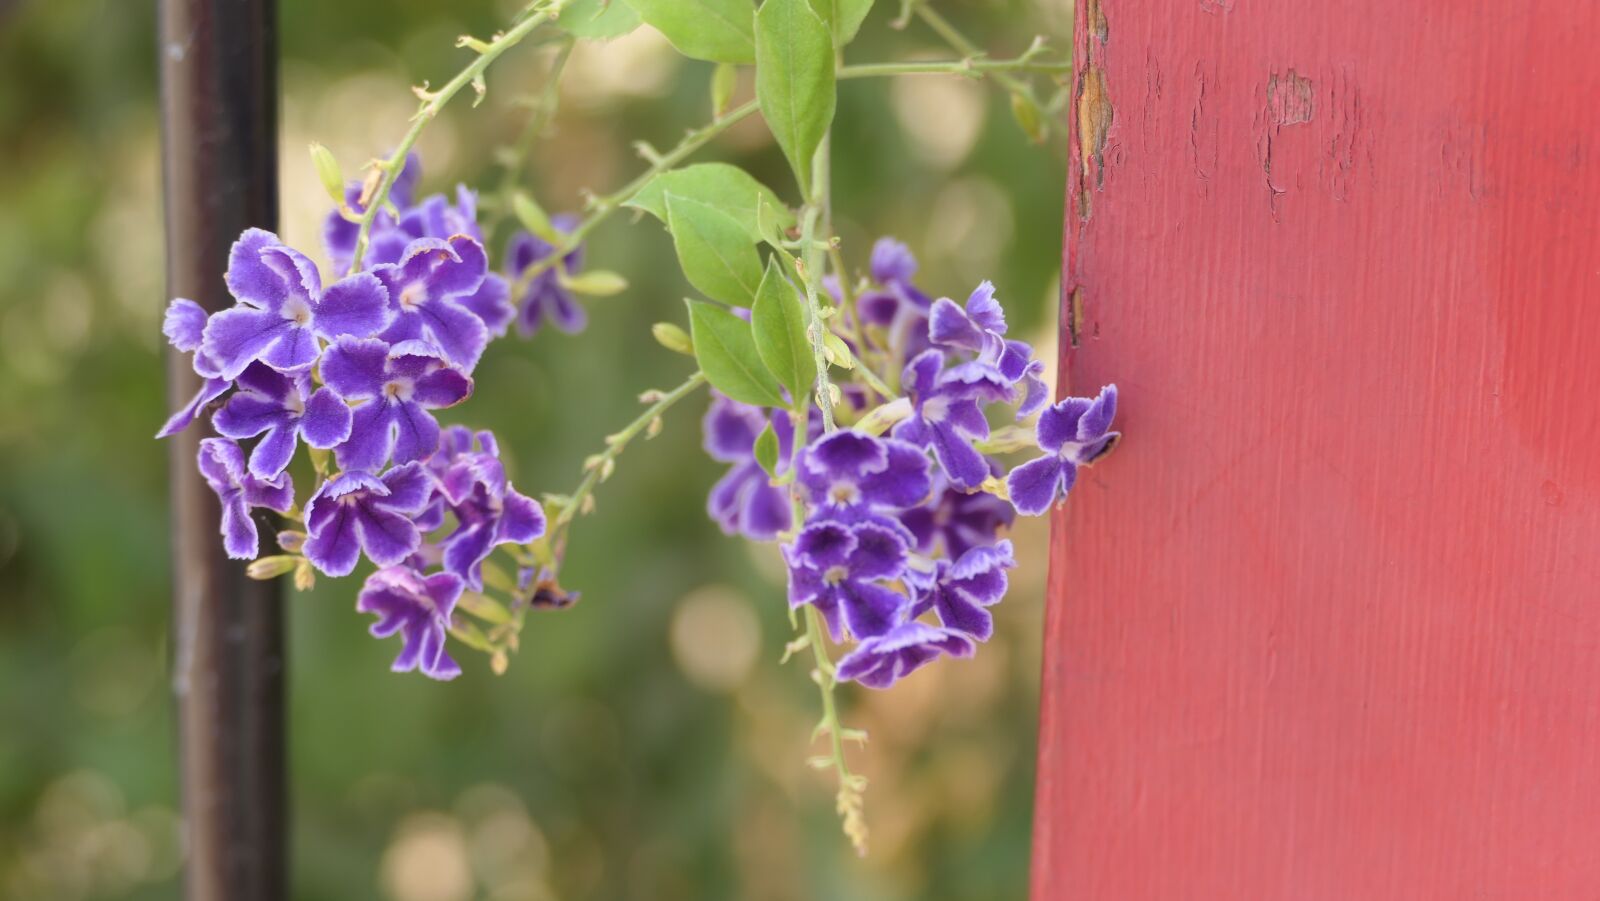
left=622, top=0, right=755, bottom=63
left=627, top=163, right=794, bottom=241
left=559, top=0, right=642, bottom=38
left=755, top=0, right=835, bottom=195
left=665, top=193, right=764, bottom=306
left=753, top=421, right=781, bottom=476
left=686, top=299, right=787, bottom=407
left=751, top=256, right=815, bottom=407
left=808, top=0, right=874, bottom=46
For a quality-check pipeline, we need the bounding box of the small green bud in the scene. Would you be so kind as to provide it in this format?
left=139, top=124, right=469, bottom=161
left=276, top=530, right=306, bottom=553
left=1010, top=91, right=1047, bottom=144
left=560, top=269, right=629, bottom=296
left=711, top=62, right=738, bottom=117
left=512, top=191, right=562, bottom=243
left=823, top=332, right=854, bottom=369
left=309, top=143, right=345, bottom=205
left=652, top=322, right=694, bottom=355
left=247, top=555, right=299, bottom=580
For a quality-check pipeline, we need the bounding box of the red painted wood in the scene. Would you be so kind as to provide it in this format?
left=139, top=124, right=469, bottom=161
left=1034, top=1, right=1600, bottom=897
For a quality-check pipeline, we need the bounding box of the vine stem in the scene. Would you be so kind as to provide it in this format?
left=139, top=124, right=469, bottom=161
left=508, top=99, right=762, bottom=296
left=838, top=57, right=1070, bottom=80
left=347, top=0, right=576, bottom=275
left=486, top=37, right=576, bottom=241
left=547, top=370, right=708, bottom=544
left=914, top=4, right=1038, bottom=100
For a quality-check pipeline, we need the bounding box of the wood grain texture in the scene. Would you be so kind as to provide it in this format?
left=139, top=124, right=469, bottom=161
left=1034, top=1, right=1600, bottom=897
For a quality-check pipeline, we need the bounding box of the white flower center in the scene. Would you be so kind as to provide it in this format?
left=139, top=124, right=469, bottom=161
left=922, top=394, right=951, bottom=424
left=823, top=565, right=850, bottom=586
left=398, top=282, right=427, bottom=312
left=280, top=295, right=313, bottom=327
left=284, top=391, right=306, bottom=418
left=827, top=481, right=861, bottom=505
left=383, top=379, right=415, bottom=402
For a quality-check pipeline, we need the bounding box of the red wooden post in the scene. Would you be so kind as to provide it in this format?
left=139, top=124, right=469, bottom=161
left=159, top=0, right=286, bottom=897
left=1035, top=0, right=1600, bottom=897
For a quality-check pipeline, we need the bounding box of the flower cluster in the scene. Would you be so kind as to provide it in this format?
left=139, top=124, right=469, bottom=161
left=160, top=158, right=583, bottom=680
left=703, top=239, right=1118, bottom=689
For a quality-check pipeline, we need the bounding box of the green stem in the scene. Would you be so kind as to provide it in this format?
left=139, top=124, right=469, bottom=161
left=348, top=0, right=576, bottom=274
left=548, top=370, right=708, bottom=542
left=914, top=5, right=1036, bottom=99
left=486, top=37, right=575, bottom=241
left=509, top=99, right=762, bottom=296
left=838, top=57, right=1070, bottom=80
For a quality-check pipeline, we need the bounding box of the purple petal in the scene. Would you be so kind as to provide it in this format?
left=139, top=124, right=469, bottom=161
left=457, top=274, right=514, bottom=338
left=240, top=470, right=295, bottom=512
left=498, top=491, right=547, bottom=544
left=337, top=402, right=397, bottom=472
left=224, top=229, right=290, bottom=309
left=1006, top=454, right=1070, bottom=516
left=163, top=298, right=208, bottom=352
left=902, top=349, right=945, bottom=399
left=213, top=387, right=290, bottom=440
left=201, top=306, right=292, bottom=380
left=390, top=401, right=442, bottom=465
left=845, top=522, right=909, bottom=581
left=442, top=521, right=497, bottom=589
left=306, top=502, right=360, bottom=576
left=837, top=580, right=908, bottom=640
left=354, top=505, right=421, bottom=566
left=411, top=367, right=473, bottom=409
left=314, top=272, right=392, bottom=340
left=377, top=462, right=433, bottom=514
left=320, top=336, right=390, bottom=399
left=928, top=422, right=990, bottom=489
left=1077, top=384, right=1118, bottom=441
left=218, top=498, right=260, bottom=560
left=1017, top=361, right=1050, bottom=417
left=1037, top=396, right=1093, bottom=453
left=258, top=324, right=320, bottom=373
left=299, top=387, right=354, bottom=448
left=258, top=245, right=324, bottom=303
left=702, top=395, right=765, bottom=462
left=156, top=376, right=230, bottom=439
left=869, top=238, right=917, bottom=284
left=928, top=297, right=986, bottom=352
left=791, top=521, right=857, bottom=569
left=248, top=423, right=299, bottom=479
left=739, top=479, right=791, bottom=541
left=964, top=281, right=1006, bottom=335
left=410, top=295, right=488, bottom=371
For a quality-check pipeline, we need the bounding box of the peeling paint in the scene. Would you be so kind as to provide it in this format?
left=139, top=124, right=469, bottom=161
left=1268, top=70, right=1316, bottom=125
left=1075, top=0, right=1115, bottom=219
left=1068, top=287, right=1086, bottom=347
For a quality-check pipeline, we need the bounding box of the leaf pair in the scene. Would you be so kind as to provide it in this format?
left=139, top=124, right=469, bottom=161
left=686, top=258, right=814, bottom=411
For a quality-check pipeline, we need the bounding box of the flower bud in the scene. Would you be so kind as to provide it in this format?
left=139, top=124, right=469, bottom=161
left=652, top=322, right=694, bottom=355
left=247, top=555, right=298, bottom=580
left=276, top=530, right=306, bottom=553
left=309, top=143, right=345, bottom=205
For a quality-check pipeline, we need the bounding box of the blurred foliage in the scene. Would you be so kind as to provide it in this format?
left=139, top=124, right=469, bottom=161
left=0, top=0, right=1071, bottom=898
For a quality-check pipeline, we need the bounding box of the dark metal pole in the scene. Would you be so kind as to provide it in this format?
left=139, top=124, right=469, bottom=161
left=158, top=1, right=285, bottom=898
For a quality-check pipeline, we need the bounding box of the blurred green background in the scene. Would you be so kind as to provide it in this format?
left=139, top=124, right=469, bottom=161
left=0, top=0, right=1070, bottom=897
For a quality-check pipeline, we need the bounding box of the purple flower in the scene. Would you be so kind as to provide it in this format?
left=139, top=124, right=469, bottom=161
left=320, top=337, right=473, bottom=473
left=211, top=363, right=353, bottom=478
left=928, top=281, right=1030, bottom=372
left=156, top=298, right=232, bottom=438
left=372, top=236, right=491, bottom=371
left=836, top=621, right=975, bottom=689
left=911, top=539, right=1015, bottom=641
left=702, top=394, right=793, bottom=541
left=857, top=238, right=933, bottom=360
left=1015, top=358, right=1050, bottom=417
left=425, top=427, right=547, bottom=590
left=506, top=221, right=585, bottom=337
left=891, top=350, right=1002, bottom=490
left=899, top=473, right=1015, bottom=558
left=784, top=520, right=912, bottom=641
left=196, top=438, right=294, bottom=560
left=795, top=429, right=932, bottom=524
left=202, top=229, right=392, bottom=379
left=1007, top=385, right=1119, bottom=516
left=356, top=566, right=464, bottom=680
left=303, top=462, right=433, bottom=576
